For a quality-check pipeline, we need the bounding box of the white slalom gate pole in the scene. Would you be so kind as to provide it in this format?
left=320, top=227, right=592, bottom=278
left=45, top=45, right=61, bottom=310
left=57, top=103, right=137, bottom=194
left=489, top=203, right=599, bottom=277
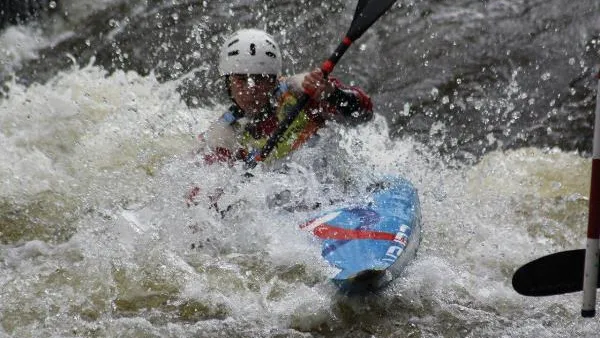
left=582, top=70, right=600, bottom=318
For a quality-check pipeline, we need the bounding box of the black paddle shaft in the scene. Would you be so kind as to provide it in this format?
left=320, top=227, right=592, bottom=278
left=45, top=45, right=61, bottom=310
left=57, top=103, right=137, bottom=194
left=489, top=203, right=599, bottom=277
left=245, top=0, right=398, bottom=167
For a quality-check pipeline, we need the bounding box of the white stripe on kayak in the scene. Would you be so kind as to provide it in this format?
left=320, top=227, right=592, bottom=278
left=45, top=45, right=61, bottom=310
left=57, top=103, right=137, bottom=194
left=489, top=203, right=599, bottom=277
left=300, top=211, right=342, bottom=232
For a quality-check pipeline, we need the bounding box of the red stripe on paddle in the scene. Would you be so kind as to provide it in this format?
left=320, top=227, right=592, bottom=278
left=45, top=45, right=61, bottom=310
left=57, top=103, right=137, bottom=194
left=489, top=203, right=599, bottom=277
left=588, top=159, right=600, bottom=239
left=312, top=224, right=396, bottom=241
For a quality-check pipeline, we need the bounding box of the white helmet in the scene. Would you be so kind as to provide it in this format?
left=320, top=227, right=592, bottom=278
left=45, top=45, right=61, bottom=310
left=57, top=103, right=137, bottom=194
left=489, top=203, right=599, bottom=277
left=218, top=29, right=282, bottom=76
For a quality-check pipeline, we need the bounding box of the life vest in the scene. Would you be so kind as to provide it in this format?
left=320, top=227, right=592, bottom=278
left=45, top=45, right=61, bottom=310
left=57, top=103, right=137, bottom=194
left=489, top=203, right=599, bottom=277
left=238, top=85, right=323, bottom=161
left=227, top=82, right=325, bottom=162
left=202, top=76, right=372, bottom=165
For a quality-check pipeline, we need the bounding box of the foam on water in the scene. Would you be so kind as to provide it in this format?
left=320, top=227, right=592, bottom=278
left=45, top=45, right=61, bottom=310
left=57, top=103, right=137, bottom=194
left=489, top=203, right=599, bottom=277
left=0, top=26, right=48, bottom=75
left=1, top=56, right=600, bottom=338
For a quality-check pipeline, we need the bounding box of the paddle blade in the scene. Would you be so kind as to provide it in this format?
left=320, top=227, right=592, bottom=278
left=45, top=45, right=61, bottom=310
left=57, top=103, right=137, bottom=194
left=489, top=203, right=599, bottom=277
left=351, top=0, right=370, bottom=26
left=512, top=249, right=599, bottom=296
left=347, top=0, right=397, bottom=40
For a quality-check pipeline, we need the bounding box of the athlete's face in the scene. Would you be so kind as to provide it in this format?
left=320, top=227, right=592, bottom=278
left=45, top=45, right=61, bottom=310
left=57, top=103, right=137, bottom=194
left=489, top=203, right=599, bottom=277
left=229, top=74, right=277, bottom=118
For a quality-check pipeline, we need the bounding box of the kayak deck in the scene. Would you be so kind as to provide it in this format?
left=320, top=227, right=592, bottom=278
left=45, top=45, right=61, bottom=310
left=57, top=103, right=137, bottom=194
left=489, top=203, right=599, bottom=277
left=301, top=177, right=422, bottom=293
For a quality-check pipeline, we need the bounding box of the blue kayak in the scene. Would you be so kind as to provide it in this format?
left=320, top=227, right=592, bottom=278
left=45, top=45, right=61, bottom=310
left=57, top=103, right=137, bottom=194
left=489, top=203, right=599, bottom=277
left=299, top=177, right=422, bottom=293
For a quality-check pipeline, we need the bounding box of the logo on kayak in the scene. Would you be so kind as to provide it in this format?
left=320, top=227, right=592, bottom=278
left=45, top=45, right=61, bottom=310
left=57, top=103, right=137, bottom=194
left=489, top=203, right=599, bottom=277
left=382, top=224, right=411, bottom=263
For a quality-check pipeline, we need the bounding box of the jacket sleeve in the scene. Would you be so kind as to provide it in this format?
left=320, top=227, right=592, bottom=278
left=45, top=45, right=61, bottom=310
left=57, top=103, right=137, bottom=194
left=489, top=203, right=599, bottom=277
left=284, top=74, right=373, bottom=125
left=198, top=108, right=247, bottom=165
left=322, top=77, right=373, bottom=124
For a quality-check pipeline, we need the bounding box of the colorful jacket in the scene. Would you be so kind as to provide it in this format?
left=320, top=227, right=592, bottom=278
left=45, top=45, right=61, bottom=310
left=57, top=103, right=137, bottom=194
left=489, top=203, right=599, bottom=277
left=201, top=75, right=373, bottom=165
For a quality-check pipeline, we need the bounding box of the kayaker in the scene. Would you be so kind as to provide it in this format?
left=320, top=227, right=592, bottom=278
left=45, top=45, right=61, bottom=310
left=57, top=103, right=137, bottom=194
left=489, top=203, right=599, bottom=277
left=198, top=28, right=373, bottom=165
left=187, top=28, right=373, bottom=210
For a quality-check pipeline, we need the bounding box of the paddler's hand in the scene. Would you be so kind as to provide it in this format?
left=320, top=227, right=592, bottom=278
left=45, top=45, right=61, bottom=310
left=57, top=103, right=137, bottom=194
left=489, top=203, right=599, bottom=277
left=302, top=68, right=336, bottom=100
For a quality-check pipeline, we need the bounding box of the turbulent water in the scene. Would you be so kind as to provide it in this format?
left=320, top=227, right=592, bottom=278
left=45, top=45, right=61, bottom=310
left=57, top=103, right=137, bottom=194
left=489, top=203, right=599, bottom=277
left=1, top=0, right=600, bottom=337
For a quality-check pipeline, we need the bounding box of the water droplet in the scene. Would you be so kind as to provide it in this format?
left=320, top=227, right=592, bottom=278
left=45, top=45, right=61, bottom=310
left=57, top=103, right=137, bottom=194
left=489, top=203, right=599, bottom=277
left=49, top=1, right=57, bottom=9
left=541, top=72, right=551, bottom=81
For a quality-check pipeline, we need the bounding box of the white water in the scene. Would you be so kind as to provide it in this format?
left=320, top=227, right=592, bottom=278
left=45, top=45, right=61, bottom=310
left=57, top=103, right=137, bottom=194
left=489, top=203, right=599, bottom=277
left=1, top=27, right=600, bottom=338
